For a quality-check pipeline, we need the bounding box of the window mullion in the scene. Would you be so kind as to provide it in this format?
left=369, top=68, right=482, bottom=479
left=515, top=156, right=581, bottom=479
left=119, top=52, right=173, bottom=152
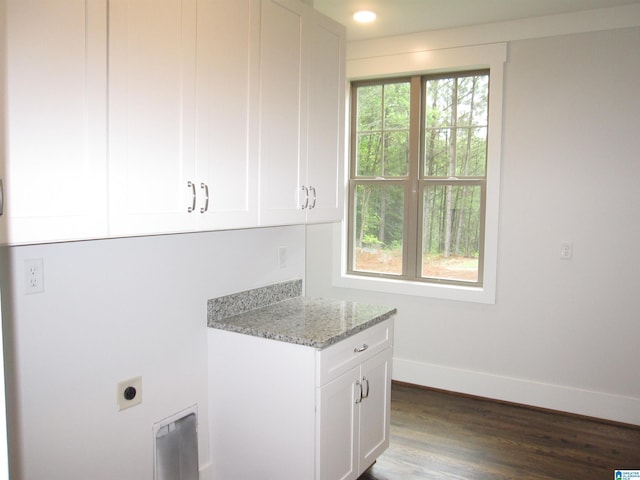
left=404, top=76, right=422, bottom=279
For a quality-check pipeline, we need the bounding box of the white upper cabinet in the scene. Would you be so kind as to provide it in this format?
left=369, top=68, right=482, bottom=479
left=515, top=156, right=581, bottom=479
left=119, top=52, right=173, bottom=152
left=195, top=0, right=260, bottom=230
left=0, top=0, right=344, bottom=245
left=107, top=0, right=198, bottom=236
left=1, top=0, right=108, bottom=245
left=258, top=0, right=308, bottom=226
left=258, top=0, right=345, bottom=226
left=109, top=0, right=260, bottom=236
left=306, top=12, right=346, bottom=224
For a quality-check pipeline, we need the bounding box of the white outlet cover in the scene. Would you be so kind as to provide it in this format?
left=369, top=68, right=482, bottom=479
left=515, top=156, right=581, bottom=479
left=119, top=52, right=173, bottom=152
left=560, top=241, right=573, bottom=260
left=117, top=376, right=142, bottom=410
left=24, top=258, right=44, bottom=294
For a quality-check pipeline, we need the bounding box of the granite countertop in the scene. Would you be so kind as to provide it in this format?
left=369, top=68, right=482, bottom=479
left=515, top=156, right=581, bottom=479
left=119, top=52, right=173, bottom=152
left=207, top=280, right=396, bottom=349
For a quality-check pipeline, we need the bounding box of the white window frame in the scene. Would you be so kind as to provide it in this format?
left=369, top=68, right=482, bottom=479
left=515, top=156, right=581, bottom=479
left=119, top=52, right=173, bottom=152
left=333, top=43, right=506, bottom=304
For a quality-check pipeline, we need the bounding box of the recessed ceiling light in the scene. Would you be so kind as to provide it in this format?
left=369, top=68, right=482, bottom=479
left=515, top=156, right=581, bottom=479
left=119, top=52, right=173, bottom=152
left=353, top=10, right=376, bottom=23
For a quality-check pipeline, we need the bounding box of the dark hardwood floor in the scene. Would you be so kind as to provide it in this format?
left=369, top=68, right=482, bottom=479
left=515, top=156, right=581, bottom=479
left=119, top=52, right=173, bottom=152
left=359, top=382, right=640, bottom=480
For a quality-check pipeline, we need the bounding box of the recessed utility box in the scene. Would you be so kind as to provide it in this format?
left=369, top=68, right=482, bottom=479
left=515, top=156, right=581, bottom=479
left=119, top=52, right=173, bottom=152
left=153, top=405, right=199, bottom=480
left=117, top=376, right=142, bottom=410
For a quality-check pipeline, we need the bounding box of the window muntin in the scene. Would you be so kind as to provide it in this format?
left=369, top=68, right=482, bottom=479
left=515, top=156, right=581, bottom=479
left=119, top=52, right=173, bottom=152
left=348, top=71, right=489, bottom=287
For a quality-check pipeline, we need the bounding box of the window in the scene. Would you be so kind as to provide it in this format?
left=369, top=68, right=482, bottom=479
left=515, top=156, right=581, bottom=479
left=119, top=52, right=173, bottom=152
left=347, top=71, right=489, bottom=288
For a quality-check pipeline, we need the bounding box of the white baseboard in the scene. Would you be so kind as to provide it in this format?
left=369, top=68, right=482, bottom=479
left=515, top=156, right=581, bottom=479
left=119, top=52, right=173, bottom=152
left=199, top=462, right=213, bottom=480
left=393, top=357, right=640, bottom=426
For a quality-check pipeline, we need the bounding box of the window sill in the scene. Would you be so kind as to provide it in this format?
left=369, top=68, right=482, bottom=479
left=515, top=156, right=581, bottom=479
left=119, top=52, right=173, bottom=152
left=330, top=222, right=497, bottom=304
left=333, top=272, right=496, bottom=304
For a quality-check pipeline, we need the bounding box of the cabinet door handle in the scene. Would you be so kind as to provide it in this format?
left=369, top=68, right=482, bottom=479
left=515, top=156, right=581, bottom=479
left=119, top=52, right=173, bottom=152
left=300, top=185, right=309, bottom=209
left=354, top=344, right=368, bottom=353
left=355, top=380, right=363, bottom=404
left=309, top=185, right=317, bottom=209
left=0, top=178, right=3, bottom=216
left=362, top=376, right=370, bottom=399
left=187, top=181, right=196, bottom=213
left=200, top=183, right=209, bottom=213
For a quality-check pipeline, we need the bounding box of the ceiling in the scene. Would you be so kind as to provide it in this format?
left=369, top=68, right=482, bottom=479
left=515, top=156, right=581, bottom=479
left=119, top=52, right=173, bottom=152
left=313, top=0, right=640, bottom=41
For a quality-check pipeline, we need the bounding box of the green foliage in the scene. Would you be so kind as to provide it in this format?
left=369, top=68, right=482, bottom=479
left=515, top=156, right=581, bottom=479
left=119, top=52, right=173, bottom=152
left=356, top=81, right=410, bottom=177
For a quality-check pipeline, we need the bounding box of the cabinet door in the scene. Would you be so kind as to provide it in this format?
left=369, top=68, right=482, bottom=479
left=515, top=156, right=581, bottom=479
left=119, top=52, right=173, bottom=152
left=317, top=365, right=360, bottom=480
left=2, top=0, right=107, bottom=244
left=358, top=348, right=393, bottom=474
left=195, top=0, right=259, bottom=230
left=108, top=0, right=197, bottom=237
left=306, top=12, right=345, bottom=224
left=258, top=0, right=308, bottom=226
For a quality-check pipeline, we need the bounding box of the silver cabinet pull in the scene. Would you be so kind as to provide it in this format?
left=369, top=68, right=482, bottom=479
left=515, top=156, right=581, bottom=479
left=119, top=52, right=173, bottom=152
left=354, top=344, right=368, bottom=353
left=300, top=185, right=309, bottom=209
left=355, top=380, right=363, bottom=404
left=362, top=376, right=370, bottom=399
left=200, top=183, right=209, bottom=213
left=0, top=178, right=3, bottom=216
left=187, top=181, right=196, bottom=213
left=309, top=185, right=317, bottom=209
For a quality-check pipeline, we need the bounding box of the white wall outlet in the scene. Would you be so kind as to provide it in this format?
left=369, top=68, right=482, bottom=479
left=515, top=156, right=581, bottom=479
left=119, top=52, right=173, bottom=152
left=24, top=258, right=44, bottom=294
left=117, top=376, right=142, bottom=411
left=560, top=241, right=573, bottom=260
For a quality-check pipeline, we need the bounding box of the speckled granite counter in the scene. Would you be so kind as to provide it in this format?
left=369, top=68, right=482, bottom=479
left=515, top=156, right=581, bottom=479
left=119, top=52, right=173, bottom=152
left=207, top=280, right=396, bottom=349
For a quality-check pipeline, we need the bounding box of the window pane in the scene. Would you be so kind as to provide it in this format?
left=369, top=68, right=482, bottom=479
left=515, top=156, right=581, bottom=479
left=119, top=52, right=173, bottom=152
left=353, top=184, right=404, bottom=275
left=424, top=73, right=488, bottom=179
left=383, top=82, right=410, bottom=130
left=424, top=127, right=453, bottom=177
left=421, top=184, right=481, bottom=283
left=355, top=82, right=410, bottom=177
left=455, top=127, right=487, bottom=177
left=456, top=75, right=489, bottom=126
left=356, top=132, right=382, bottom=176
left=357, top=85, right=382, bottom=131
left=425, top=78, right=454, bottom=128
left=383, top=131, right=409, bottom=176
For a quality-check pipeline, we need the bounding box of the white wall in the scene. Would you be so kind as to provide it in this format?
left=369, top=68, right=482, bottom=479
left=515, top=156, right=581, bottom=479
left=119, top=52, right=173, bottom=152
left=0, top=225, right=306, bottom=480
left=306, top=22, right=640, bottom=424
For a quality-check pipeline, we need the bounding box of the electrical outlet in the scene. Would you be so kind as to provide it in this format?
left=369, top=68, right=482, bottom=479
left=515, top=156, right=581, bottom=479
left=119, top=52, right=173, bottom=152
left=24, top=258, right=44, bottom=294
left=560, top=241, right=573, bottom=260
left=117, top=376, right=142, bottom=411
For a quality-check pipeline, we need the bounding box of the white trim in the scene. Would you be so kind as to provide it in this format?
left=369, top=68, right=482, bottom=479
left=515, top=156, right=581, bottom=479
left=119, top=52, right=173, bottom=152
left=346, top=4, right=640, bottom=60
left=393, top=357, right=640, bottom=426
left=199, top=463, right=213, bottom=480
left=335, top=43, right=506, bottom=304
left=347, top=42, right=507, bottom=80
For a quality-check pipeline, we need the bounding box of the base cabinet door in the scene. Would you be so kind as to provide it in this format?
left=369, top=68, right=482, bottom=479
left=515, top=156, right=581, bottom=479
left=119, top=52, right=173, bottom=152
left=317, top=347, right=393, bottom=480
left=317, top=366, right=360, bottom=480
left=359, top=348, right=393, bottom=472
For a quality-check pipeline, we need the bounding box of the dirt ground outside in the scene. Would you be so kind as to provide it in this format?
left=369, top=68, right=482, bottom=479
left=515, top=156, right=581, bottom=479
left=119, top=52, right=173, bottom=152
left=355, top=248, right=479, bottom=282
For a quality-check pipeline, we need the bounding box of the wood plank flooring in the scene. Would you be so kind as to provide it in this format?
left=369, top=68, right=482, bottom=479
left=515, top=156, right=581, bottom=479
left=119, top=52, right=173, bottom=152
left=359, top=382, right=640, bottom=480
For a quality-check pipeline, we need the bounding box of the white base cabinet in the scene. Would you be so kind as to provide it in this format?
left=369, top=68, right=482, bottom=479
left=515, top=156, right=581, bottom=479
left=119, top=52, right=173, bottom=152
left=207, top=318, right=393, bottom=480
left=318, top=348, right=392, bottom=480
